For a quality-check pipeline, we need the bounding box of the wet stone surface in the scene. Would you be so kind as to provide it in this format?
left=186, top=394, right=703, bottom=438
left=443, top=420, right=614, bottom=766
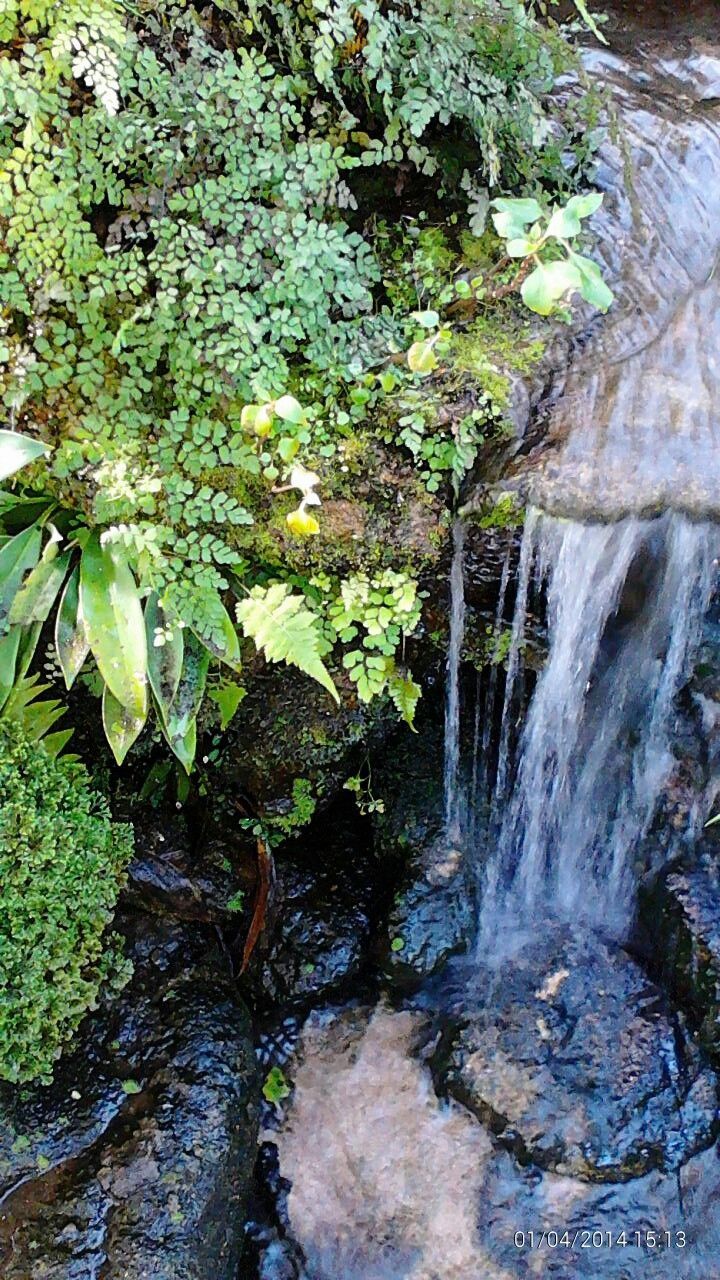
left=436, top=931, right=719, bottom=1183
left=0, top=916, right=259, bottom=1280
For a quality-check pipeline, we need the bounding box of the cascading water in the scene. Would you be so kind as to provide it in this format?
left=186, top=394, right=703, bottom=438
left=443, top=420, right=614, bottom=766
left=443, top=519, right=466, bottom=841
left=478, top=509, right=717, bottom=957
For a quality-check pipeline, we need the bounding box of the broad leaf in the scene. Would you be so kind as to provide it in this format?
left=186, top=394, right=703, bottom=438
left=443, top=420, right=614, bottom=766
left=236, top=583, right=339, bottom=703
left=568, top=250, right=614, bottom=313
left=0, top=627, right=21, bottom=711
left=145, top=593, right=184, bottom=722
left=159, top=631, right=210, bottom=771
left=14, top=622, right=42, bottom=684
left=0, top=522, right=42, bottom=635
left=546, top=193, right=604, bottom=241
left=521, top=259, right=583, bottom=315
left=10, top=541, right=71, bottom=625
left=407, top=340, right=438, bottom=375
left=102, top=684, right=147, bottom=765
left=491, top=197, right=544, bottom=240
left=55, top=567, right=89, bottom=689
left=0, top=430, right=47, bottom=482
left=80, top=533, right=147, bottom=718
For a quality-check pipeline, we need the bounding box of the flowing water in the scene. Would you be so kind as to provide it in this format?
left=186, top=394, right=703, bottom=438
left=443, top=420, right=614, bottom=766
left=478, top=510, right=717, bottom=957
left=443, top=520, right=467, bottom=840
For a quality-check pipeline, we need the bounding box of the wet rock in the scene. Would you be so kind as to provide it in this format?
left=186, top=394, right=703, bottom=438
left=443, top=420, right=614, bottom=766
left=372, top=724, right=474, bottom=987
left=643, top=849, right=720, bottom=1063
left=436, top=931, right=719, bottom=1182
left=256, top=806, right=381, bottom=1009
left=0, top=916, right=259, bottom=1280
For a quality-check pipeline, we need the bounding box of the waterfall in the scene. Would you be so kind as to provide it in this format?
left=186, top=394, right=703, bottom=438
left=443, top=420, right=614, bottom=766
left=443, top=519, right=466, bottom=841
left=478, top=508, right=717, bottom=959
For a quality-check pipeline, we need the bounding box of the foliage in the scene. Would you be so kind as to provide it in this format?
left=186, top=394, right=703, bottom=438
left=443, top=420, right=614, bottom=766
left=491, top=193, right=614, bottom=316
left=241, top=777, right=318, bottom=848
left=0, top=0, right=611, bottom=767
left=0, top=716, right=133, bottom=1083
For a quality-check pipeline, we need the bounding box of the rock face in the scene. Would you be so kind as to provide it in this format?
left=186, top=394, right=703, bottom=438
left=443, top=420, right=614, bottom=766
left=436, top=931, right=719, bottom=1182
left=0, top=917, right=259, bottom=1280
left=372, top=724, right=475, bottom=986
left=255, top=806, right=382, bottom=1009
left=643, top=849, right=720, bottom=1062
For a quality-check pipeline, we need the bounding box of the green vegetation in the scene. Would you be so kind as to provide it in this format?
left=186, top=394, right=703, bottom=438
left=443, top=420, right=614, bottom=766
left=0, top=716, right=133, bottom=1084
left=0, top=0, right=611, bottom=769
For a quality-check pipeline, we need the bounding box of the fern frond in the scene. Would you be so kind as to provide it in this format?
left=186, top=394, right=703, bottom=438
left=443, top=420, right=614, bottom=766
left=236, top=584, right=339, bottom=703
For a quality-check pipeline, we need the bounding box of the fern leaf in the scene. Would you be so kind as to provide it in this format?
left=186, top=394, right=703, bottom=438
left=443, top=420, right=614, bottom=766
left=236, top=584, right=338, bottom=703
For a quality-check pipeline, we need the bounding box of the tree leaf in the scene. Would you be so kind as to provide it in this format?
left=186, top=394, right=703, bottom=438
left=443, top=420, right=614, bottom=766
left=10, top=545, right=71, bottom=625
left=236, top=583, right=339, bottom=703
left=0, top=430, right=47, bottom=482
left=274, top=394, right=305, bottom=424
left=145, top=592, right=184, bottom=723
left=521, top=259, right=583, bottom=315
left=80, top=533, right=147, bottom=719
left=102, top=684, right=147, bottom=765
left=55, top=566, right=89, bottom=690
left=159, top=631, right=210, bottom=772
left=0, top=522, right=42, bottom=635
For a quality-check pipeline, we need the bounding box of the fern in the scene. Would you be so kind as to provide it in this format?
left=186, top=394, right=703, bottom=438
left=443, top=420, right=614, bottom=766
left=1, top=675, right=75, bottom=759
left=236, top=584, right=339, bottom=703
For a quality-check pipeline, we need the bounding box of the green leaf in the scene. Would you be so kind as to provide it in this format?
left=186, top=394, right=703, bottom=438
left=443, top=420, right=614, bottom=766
left=391, top=936, right=405, bottom=953
left=121, top=1079, right=142, bottom=1096
left=190, top=590, right=241, bottom=668
left=412, top=309, right=440, bottom=329
left=546, top=193, right=603, bottom=241
left=236, top=583, right=339, bottom=703
left=55, top=567, right=89, bottom=690
left=145, top=593, right=184, bottom=724
left=0, top=523, right=42, bottom=635
left=263, top=1066, right=290, bottom=1105
left=274, top=394, right=305, bottom=424
left=102, top=684, right=147, bottom=765
left=568, top=250, right=614, bottom=313
left=79, top=533, right=147, bottom=719
left=491, top=197, right=544, bottom=240
left=209, top=680, right=245, bottom=730
left=0, top=430, right=47, bottom=482
left=160, top=631, right=210, bottom=771
left=41, top=728, right=74, bottom=759
left=388, top=671, right=422, bottom=728
left=0, top=627, right=21, bottom=711
left=521, top=259, right=583, bottom=316
left=10, top=542, right=71, bottom=625
left=571, top=0, right=608, bottom=44
left=407, top=340, right=438, bottom=376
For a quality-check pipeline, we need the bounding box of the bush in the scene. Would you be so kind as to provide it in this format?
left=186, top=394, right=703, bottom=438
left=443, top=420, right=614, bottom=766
left=0, top=718, right=134, bottom=1084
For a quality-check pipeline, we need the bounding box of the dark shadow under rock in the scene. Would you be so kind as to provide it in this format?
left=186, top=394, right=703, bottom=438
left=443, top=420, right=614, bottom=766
left=254, top=802, right=384, bottom=1011
left=0, top=916, right=259, bottom=1280
left=435, top=930, right=719, bottom=1183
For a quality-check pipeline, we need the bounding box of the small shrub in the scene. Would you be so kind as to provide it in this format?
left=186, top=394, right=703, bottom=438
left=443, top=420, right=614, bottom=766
left=0, top=718, right=134, bottom=1084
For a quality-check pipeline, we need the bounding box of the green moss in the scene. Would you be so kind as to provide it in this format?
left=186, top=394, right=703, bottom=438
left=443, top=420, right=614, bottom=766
left=0, top=719, right=134, bottom=1085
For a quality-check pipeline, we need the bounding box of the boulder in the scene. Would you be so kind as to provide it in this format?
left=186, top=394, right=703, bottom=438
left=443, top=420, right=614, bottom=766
left=0, top=916, right=259, bottom=1280
left=435, top=930, right=719, bottom=1182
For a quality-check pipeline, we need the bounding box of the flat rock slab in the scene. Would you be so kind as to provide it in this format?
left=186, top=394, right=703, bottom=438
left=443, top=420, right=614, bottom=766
left=0, top=917, right=259, bottom=1280
left=437, top=931, right=719, bottom=1182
